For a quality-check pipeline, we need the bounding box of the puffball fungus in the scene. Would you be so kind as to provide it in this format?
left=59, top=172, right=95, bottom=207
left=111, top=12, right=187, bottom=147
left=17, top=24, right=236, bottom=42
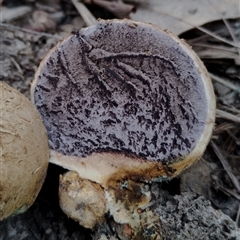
left=31, top=19, right=215, bottom=232
left=0, top=82, right=49, bottom=221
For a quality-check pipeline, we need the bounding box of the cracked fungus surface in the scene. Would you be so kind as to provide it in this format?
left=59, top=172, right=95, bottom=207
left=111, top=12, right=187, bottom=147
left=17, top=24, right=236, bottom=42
left=33, top=21, right=207, bottom=163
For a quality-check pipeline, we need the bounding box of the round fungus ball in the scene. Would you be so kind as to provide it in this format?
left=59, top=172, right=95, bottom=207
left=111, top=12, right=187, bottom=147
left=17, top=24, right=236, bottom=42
left=0, top=82, right=49, bottom=221
left=31, top=19, right=215, bottom=229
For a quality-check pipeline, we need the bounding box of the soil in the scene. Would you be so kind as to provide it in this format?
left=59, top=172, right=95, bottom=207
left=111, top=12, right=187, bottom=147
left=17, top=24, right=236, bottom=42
left=0, top=1, right=240, bottom=239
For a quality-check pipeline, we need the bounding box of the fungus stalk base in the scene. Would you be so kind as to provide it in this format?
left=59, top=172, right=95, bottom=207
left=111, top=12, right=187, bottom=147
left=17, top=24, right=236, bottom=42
left=59, top=171, right=107, bottom=229
left=59, top=170, right=152, bottom=232
left=105, top=180, right=151, bottom=229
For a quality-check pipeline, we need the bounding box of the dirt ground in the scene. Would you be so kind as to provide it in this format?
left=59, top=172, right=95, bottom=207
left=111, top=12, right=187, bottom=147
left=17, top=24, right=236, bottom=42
left=0, top=1, right=240, bottom=239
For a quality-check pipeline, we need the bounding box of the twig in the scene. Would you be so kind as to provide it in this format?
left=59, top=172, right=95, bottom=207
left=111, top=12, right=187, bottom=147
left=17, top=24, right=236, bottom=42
left=197, top=26, right=239, bottom=49
left=213, top=122, right=235, bottom=135
left=221, top=19, right=240, bottom=56
left=226, top=130, right=240, bottom=145
left=210, top=141, right=240, bottom=193
left=191, top=43, right=238, bottom=53
left=219, top=185, right=240, bottom=201
left=188, top=29, right=222, bottom=44
left=10, top=57, right=23, bottom=74
left=236, top=203, right=240, bottom=225
left=205, top=0, right=240, bottom=56
left=0, top=22, right=61, bottom=39
left=218, top=105, right=240, bottom=115
left=71, top=0, right=97, bottom=27
left=209, top=73, right=240, bottom=92
left=216, top=109, right=240, bottom=123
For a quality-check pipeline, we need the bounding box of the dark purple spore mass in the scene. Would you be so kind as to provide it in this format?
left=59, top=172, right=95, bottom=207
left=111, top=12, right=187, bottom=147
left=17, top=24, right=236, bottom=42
left=33, top=21, right=207, bottom=162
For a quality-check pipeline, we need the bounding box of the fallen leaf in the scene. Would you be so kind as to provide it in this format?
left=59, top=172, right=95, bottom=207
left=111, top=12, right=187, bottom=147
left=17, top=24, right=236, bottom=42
left=131, top=0, right=240, bottom=35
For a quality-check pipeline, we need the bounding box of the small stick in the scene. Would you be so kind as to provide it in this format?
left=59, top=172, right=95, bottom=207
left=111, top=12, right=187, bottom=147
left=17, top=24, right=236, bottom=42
left=213, top=122, right=235, bottom=135
left=71, top=0, right=97, bottom=27
left=0, top=22, right=61, bottom=39
left=210, top=141, right=240, bottom=194
left=219, top=185, right=240, bottom=201
left=205, top=0, right=240, bottom=56
left=188, top=29, right=222, bottom=44
left=216, top=109, right=240, bottom=123
left=221, top=19, right=240, bottom=56
left=209, top=73, right=240, bottom=92
left=236, top=203, right=240, bottom=225
left=219, top=105, right=240, bottom=115
left=191, top=43, right=238, bottom=53
left=10, top=57, right=23, bottom=74
left=197, top=26, right=239, bottom=49
left=226, top=130, right=240, bottom=145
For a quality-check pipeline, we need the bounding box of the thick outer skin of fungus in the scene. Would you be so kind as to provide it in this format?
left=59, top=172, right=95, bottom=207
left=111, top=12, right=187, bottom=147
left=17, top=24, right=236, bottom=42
left=0, top=82, right=49, bottom=220
left=31, top=19, right=215, bottom=187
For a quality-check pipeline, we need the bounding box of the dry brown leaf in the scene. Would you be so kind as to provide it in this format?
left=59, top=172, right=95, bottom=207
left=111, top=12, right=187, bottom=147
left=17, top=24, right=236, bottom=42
left=131, top=0, right=240, bottom=35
